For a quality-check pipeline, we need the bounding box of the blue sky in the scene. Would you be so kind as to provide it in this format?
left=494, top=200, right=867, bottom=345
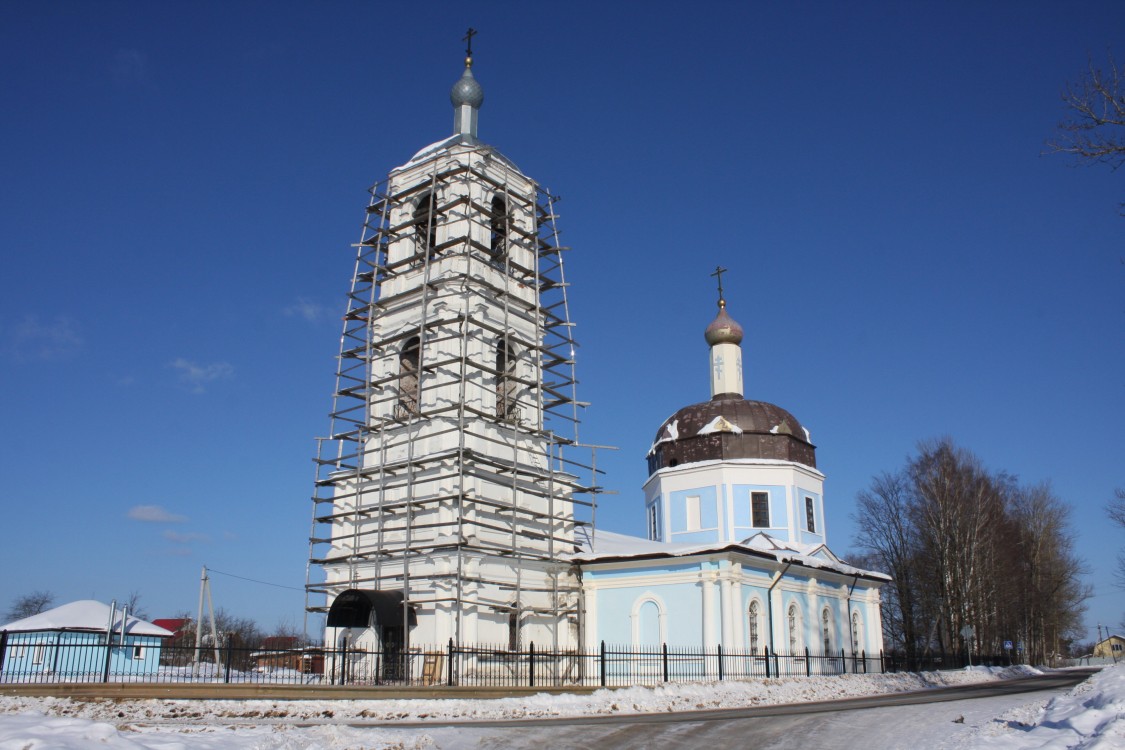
left=1, top=1, right=1122, bottom=643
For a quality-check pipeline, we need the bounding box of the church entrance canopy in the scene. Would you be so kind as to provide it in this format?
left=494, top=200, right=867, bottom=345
left=326, top=589, right=417, bottom=628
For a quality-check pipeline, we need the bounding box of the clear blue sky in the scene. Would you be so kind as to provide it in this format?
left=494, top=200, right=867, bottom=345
left=1, top=1, right=1121, bottom=644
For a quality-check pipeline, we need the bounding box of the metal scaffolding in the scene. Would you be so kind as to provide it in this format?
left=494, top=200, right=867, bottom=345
left=304, top=148, right=605, bottom=651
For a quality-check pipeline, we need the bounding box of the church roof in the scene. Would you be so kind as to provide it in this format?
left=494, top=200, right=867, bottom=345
left=399, top=134, right=523, bottom=174
left=570, top=528, right=889, bottom=582
left=648, top=395, right=817, bottom=470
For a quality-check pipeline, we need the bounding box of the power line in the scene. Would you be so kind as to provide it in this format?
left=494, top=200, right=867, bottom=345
left=207, top=568, right=304, bottom=592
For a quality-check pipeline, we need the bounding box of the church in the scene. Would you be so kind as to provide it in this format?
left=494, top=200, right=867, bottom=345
left=304, top=39, right=887, bottom=668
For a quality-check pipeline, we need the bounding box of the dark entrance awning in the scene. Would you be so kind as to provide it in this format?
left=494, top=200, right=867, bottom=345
left=325, top=589, right=417, bottom=628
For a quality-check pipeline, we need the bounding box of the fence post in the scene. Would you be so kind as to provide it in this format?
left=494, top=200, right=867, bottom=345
left=880, top=649, right=885, bottom=674
left=0, top=632, right=6, bottom=677
left=600, top=640, right=606, bottom=688
left=224, top=637, right=233, bottom=683
left=862, top=650, right=868, bottom=674
left=341, top=640, right=348, bottom=686
left=529, top=642, right=535, bottom=688
left=764, top=646, right=771, bottom=678
left=102, top=632, right=113, bottom=683
left=717, top=644, right=723, bottom=681
left=840, top=648, right=845, bottom=676
left=447, top=638, right=454, bottom=687
left=805, top=646, right=811, bottom=677
left=662, top=643, right=669, bottom=683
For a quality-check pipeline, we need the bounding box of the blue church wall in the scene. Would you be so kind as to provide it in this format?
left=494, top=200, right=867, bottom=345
left=795, top=488, right=825, bottom=546
left=731, top=483, right=788, bottom=540
left=594, top=581, right=705, bottom=646
left=669, top=487, right=720, bottom=542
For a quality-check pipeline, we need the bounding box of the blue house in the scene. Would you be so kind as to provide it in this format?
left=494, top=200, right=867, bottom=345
left=0, top=600, right=173, bottom=681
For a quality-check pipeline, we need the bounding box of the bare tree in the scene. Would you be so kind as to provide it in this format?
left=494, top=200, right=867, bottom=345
left=4, top=590, right=55, bottom=622
left=852, top=470, right=923, bottom=658
left=1110, top=487, right=1125, bottom=588
left=123, top=591, right=149, bottom=620
left=1048, top=53, right=1125, bottom=170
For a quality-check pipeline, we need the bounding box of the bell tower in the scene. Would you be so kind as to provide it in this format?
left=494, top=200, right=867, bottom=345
left=306, top=38, right=595, bottom=654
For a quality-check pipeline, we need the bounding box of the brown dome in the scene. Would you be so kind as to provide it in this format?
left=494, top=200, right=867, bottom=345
left=647, top=395, right=816, bottom=473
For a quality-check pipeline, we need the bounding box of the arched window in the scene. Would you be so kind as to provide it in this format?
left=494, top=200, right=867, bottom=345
left=414, top=191, right=437, bottom=255
left=489, top=195, right=508, bottom=261
left=822, top=608, right=833, bottom=654
left=397, top=337, right=420, bottom=417
left=496, top=338, right=517, bottom=420
left=748, top=600, right=761, bottom=653
left=788, top=603, right=800, bottom=654
left=851, top=611, right=862, bottom=654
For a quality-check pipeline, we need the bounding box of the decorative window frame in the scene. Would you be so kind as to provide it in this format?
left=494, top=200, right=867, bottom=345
left=630, top=593, right=668, bottom=646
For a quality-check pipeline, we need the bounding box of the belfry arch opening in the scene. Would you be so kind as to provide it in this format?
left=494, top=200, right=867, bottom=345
left=489, top=195, right=509, bottom=261
left=496, top=337, right=518, bottom=420
left=397, top=337, right=420, bottom=417
left=414, top=191, right=438, bottom=255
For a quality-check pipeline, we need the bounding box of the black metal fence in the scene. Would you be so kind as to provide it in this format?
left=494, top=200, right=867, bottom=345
left=0, top=632, right=920, bottom=687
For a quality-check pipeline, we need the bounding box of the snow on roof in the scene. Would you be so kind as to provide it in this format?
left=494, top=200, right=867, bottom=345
left=396, top=134, right=523, bottom=172
left=571, top=528, right=889, bottom=581
left=0, top=600, right=174, bottom=637
left=697, top=416, right=743, bottom=435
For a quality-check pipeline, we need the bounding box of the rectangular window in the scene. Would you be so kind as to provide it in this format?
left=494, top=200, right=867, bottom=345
left=132, top=645, right=145, bottom=660
left=32, top=645, right=44, bottom=665
left=805, top=496, right=816, bottom=533
left=685, top=495, right=701, bottom=531
left=648, top=503, right=660, bottom=540
left=751, top=492, right=770, bottom=528
left=1114, top=644, right=1123, bottom=652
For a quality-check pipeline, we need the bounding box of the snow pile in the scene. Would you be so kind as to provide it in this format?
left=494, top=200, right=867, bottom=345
left=963, top=663, right=1125, bottom=749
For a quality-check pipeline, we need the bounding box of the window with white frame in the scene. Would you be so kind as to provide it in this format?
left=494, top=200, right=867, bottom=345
left=751, top=491, right=770, bottom=528
left=805, top=496, right=816, bottom=533
left=748, top=601, right=761, bottom=653
left=788, top=603, right=800, bottom=654
left=647, top=502, right=660, bottom=540
left=132, top=645, right=145, bottom=660
left=822, top=608, right=833, bottom=654
left=851, top=611, right=861, bottom=653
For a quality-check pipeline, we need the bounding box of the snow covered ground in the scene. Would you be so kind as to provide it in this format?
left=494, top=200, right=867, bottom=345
left=0, top=664, right=1118, bottom=749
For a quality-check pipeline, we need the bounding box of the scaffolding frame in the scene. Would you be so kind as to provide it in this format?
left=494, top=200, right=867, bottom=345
left=305, top=147, right=605, bottom=652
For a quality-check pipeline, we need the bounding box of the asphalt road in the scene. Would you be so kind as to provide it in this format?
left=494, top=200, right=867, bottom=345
left=347, top=670, right=1096, bottom=750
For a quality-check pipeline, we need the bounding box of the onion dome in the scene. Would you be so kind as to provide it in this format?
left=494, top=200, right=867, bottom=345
left=704, top=301, right=743, bottom=346
left=450, top=58, right=484, bottom=109
left=647, top=398, right=816, bottom=471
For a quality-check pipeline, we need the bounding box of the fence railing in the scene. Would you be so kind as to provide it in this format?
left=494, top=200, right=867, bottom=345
left=1, top=632, right=1007, bottom=687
